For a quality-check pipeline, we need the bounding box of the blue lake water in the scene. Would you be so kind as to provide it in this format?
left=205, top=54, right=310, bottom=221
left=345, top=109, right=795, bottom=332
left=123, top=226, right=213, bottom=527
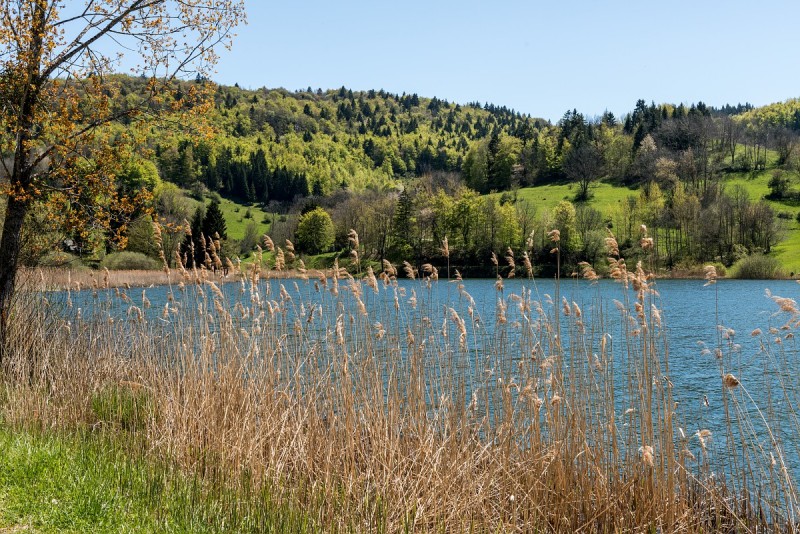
left=64, top=276, right=800, bottom=479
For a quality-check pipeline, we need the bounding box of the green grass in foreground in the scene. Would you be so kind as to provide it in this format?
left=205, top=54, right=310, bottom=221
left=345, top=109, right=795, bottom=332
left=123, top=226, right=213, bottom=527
left=0, top=427, right=314, bottom=533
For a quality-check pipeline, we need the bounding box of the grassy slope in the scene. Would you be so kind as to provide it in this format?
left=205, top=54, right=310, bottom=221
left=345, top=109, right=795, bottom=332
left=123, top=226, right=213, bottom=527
left=504, top=166, right=800, bottom=273
left=510, top=181, right=634, bottom=214
left=0, top=427, right=313, bottom=533
left=216, top=197, right=272, bottom=242
left=723, top=169, right=800, bottom=272
left=772, top=220, right=800, bottom=275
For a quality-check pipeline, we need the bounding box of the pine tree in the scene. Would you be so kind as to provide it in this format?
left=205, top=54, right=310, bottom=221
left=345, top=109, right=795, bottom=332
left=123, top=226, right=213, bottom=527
left=250, top=149, right=269, bottom=202
left=487, top=131, right=502, bottom=191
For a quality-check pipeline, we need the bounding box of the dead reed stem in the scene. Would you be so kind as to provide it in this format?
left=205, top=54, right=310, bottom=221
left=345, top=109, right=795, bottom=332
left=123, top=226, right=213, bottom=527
left=2, top=256, right=799, bottom=532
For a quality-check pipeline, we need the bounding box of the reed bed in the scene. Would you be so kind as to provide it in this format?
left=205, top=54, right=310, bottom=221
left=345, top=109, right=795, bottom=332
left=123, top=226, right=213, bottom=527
left=26, top=266, right=319, bottom=291
left=2, top=235, right=799, bottom=532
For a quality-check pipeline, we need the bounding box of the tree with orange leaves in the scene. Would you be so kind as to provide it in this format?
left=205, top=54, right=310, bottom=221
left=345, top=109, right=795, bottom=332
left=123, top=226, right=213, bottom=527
left=0, top=1, right=246, bottom=357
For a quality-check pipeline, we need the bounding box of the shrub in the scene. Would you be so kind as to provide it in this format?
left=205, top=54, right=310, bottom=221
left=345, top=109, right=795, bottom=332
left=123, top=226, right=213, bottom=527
left=188, top=181, right=208, bottom=200
left=37, top=251, right=85, bottom=269
left=730, top=243, right=749, bottom=264
left=101, top=251, right=161, bottom=271
left=767, top=170, right=790, bottom=199
left=239, top=221, right=260, bottom=254
left=295, top=207, right=335, bottom=254
left=731, top=254, right=784, bottom=279
left=125, top=215, right=160, bottom=258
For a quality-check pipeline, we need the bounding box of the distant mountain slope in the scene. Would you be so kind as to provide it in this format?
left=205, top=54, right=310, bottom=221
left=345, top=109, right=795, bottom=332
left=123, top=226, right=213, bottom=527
left=138, top=76, right=545, bottom=201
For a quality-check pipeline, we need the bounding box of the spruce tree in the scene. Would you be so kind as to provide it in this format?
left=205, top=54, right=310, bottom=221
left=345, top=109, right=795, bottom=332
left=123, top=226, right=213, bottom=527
left=180, top=205, right=206, bottom=267
left=202, top=200, right=228, bottom=240
left=390, top=189, right=414, bottom=258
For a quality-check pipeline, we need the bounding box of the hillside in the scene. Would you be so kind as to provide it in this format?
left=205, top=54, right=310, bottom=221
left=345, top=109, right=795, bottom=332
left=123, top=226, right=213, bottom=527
left=149, top=77, right=544, bottom=199
left=9, top=75, right=800, bottom=277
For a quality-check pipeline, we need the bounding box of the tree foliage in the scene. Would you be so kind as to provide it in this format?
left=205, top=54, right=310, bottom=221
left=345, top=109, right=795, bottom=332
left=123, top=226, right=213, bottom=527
left=0, top=0, right=245, bottom=354
left=202, top=200, right=228, bottom=241
left=295, top=207, right=335, bottom=254
left=2, top=2, right=797, bottom=303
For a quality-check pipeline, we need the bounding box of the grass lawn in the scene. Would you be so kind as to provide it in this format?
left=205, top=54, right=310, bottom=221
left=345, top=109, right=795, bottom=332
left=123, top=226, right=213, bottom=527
left=723, top=169, right=774, bottom=200
left=216, top=197, right=272, bottom=242
left=501, top=180, right=636, bottom=215
left=772, top=219, right=800, bottom=275
left=722, top=168, right=800, bottom=207
left=0, top=427, right=314, bottom=533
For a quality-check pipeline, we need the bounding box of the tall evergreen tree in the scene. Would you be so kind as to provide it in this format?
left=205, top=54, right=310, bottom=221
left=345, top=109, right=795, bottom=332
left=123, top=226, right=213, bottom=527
left=202, top=200, right=228, bottom=240
left=390, top=189, right=414, bottom=258
left=250, top=149, right=269, bottom=202
left=182, top=205, right=206, bottom=267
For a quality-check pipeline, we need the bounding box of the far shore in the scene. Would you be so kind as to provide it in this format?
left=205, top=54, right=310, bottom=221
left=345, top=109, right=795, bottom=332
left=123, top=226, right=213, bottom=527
left=26, top=265, right=798, bottom=292
left=21, top=267, right=329, bottom=291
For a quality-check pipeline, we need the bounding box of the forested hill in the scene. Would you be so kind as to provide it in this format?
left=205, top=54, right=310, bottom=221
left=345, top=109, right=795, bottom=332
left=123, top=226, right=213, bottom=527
left=152, top=77, right=547, bottom=201
left=145, top=75, right=798, bottom=206
left=18, top=74, right=800, bottom=276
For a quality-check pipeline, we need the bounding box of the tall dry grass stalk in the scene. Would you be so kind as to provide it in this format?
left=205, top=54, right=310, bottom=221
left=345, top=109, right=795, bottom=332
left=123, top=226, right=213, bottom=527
left=2, top=239, right=799, bottom=532
left=26, top=266, right=320, bottom=291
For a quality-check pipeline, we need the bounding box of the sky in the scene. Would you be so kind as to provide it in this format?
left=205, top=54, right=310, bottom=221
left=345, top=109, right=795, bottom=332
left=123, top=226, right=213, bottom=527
left=209, top=0, right=800, bottom=122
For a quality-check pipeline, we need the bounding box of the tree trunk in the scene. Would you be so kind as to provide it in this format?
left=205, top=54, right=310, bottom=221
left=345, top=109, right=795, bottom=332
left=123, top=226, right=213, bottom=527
left=0, top=195, right=30, bottom=363
left=0, top=1, right=46, bottom=364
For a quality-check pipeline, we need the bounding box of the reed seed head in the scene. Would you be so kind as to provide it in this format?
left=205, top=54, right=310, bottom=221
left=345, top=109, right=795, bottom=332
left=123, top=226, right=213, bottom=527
left=703, top=265, right=718, bottom=286
left=723, top=373, right=740, bottom=388
left=262, top=235, right=275, bottom=252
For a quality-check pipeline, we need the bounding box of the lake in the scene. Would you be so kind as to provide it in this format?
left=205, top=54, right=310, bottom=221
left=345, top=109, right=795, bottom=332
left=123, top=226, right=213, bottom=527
left=64, top=275, right=800, bottom=479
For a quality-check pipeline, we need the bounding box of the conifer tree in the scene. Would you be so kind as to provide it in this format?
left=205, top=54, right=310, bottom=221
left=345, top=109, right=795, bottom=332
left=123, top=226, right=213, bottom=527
left=390, top=189, right=414, bottom=258
left=202, top=200, right=228, bottom=241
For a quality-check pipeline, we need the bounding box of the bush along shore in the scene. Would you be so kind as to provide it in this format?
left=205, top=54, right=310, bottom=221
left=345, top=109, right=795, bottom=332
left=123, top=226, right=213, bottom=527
left=1, top=229, right=799, bottom=532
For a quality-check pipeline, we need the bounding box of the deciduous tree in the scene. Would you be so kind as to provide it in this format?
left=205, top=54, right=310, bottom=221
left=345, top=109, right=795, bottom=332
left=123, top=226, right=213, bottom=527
left=563, top=142, right=603, bottom=201
left=0, top=0, right=245, bottom=355
left=296, top=207, right=335, bottom=254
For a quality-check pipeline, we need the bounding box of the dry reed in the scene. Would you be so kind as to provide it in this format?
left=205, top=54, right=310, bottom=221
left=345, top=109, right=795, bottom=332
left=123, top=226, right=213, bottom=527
left=3, top=239, right=799, bottom=532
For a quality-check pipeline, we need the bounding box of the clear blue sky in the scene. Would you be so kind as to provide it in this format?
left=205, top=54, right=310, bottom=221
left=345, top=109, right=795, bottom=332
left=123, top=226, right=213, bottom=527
left=211, top=0, right=800, bottom=122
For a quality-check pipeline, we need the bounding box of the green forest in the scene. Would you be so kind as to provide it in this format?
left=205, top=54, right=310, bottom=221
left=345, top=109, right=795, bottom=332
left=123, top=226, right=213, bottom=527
left=7, top=75, right=800, bottom=277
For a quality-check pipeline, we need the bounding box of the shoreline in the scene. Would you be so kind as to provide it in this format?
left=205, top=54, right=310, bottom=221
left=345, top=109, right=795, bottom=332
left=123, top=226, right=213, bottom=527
left=21, top=267, right=328, bottom=291
left=23, top=266, right=798, bottom=291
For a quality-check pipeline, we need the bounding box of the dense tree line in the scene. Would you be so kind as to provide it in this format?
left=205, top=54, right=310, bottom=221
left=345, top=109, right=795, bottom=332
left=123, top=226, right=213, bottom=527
left=130, top=75, right=800, bottom=210
left=156, top=144, right=310, bottom=203
left=119, top=87, right=800, bottom=275
left=301, top=172, right=780, bottom=277
left=14, top=74, right=800, bottom=276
